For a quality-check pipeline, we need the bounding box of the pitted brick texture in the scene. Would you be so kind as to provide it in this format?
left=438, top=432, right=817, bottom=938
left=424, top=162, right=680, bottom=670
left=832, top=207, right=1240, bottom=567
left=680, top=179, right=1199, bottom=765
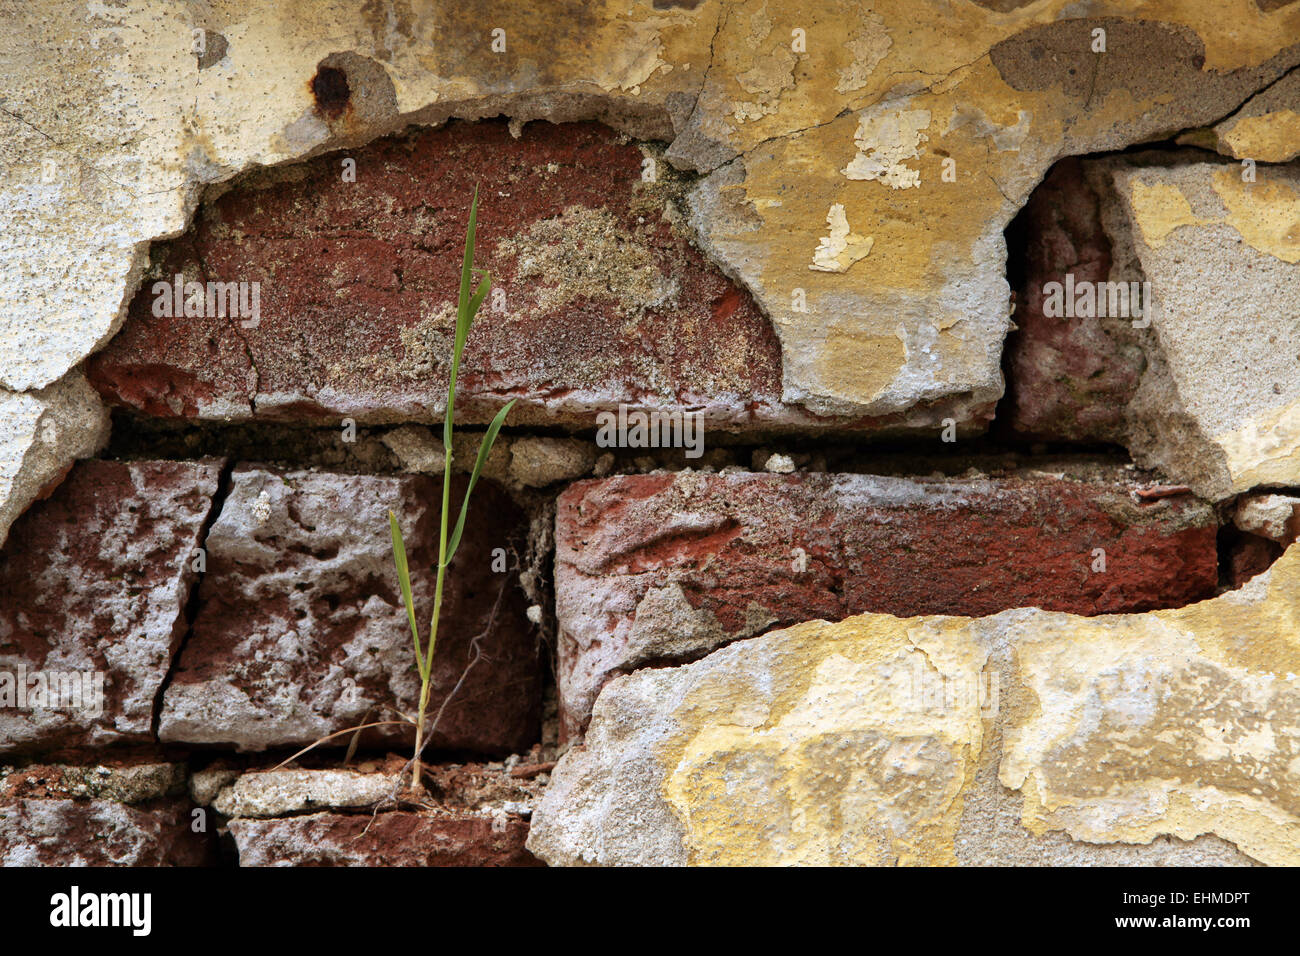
left=0, top=798, right=214, bottom=866
left=158, top=467, right=541, bottom=754
left=229, top=810, right=539, bottom=866
left=555, top=470, right=1219, bottom=736
left=86, top=121, right=788, bottom=430
left=0, top=459, right=223, bottom=754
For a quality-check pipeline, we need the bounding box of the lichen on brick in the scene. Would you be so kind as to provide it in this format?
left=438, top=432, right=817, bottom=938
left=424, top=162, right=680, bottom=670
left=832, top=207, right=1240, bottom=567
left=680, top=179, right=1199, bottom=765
left=495, top=204, right=680, bottom=318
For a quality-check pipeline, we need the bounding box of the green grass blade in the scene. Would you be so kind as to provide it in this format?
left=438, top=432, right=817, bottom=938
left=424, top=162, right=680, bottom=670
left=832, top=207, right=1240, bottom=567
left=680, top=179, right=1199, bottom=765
left=457, top=187, right=478, bottom=334
left=445, top=399, right=515, bottom=563
left=446, top=188, right=482, bottom=449
left=468, top=271, right=490, bottom=321
left=450, top=270, right=490, bottom=395
left=389, top=510, right=427, bottom=681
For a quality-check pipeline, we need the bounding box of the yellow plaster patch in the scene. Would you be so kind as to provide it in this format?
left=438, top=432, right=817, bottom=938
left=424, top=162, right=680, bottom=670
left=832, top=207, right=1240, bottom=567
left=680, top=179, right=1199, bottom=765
left=661, top=616, right=988, bottom=866
left=1002, top=546, right=1300, bottom=866
left=1221, top=110, right=1300, bottom=163
left=816, top=326, right=906, bottom=404
left=1127, top=180, right=1203, bottom=247
left=1212, top=171, right=1300, bottom=264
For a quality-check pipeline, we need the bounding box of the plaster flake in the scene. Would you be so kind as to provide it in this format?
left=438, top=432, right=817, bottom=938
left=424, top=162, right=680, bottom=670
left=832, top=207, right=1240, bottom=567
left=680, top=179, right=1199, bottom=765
left=842, top=108, right=932, bottom=190
left=835, top=14, right=892, bottom=94
left=809, top=203, right=874, bottom=273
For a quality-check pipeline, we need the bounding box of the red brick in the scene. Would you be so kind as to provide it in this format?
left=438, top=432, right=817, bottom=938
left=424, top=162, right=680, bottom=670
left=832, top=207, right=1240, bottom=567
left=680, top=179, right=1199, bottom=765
left=0, top=459, right=223, bottom=754
left=1224, top=531, right=1283, bottom=588
left=158, top=467, right=541, bottom=755
left=555, top=470, right=1219, bottom=736
left=0, top=798, right=214, bottom=866
left=86, top=121, right=793, bottom=430
left=229, top=810, right=539, bottom=866
left=1001, top=158, right=1144, bottom=443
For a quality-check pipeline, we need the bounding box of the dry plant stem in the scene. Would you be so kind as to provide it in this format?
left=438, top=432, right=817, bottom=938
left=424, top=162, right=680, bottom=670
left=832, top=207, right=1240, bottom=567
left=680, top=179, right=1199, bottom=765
left=268, top=720, right=413, bottom=772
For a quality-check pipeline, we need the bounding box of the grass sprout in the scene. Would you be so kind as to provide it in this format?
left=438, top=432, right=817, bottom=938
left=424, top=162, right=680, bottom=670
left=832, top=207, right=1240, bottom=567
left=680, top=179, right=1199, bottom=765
left=388, top=188, right=515, bottom=791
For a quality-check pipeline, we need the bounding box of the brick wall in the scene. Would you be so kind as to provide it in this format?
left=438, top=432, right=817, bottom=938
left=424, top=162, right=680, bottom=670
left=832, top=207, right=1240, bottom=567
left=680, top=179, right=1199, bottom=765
left=4, top=3, right=1300, bottom=868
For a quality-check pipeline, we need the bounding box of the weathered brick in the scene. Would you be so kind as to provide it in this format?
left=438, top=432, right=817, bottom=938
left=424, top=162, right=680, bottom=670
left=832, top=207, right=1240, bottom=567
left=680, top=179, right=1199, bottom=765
left=555, top=470, right=1218, bottom=736
left=0, top=459, right=223, bottom=754
left=0, top=797, right=214, bottom=866
left=158, top=467, right=540, bottom=754
left=0, top=760, right=187, bottom=803
left=1001, top=158, right=1145, bottom=443
left=86, top=121, right=794, bottom=430
left=229, top=810, right=539, bottom=866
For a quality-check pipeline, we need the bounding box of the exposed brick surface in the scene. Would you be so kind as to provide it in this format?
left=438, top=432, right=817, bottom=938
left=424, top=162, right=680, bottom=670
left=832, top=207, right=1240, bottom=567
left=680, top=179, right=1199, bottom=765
left=158, top=467, right=541, bottom=755
left=87, top=121, right=790, bottom=429
left=0, top=459, right=223, bottom=754
left=1224, top=531, right=1284, bottom=588
left=0, top=797, right=214, bottom=866
left=1001, top=158, right=1144, bottom=443
left=229, top=810, right=539, bottom=866
left=555, top=470, right=1219, bottom=735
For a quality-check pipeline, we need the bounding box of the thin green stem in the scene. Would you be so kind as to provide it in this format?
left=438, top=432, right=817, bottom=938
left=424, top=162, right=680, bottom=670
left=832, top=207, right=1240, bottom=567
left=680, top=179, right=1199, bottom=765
left=427, top=443, right=454, bottom=678
left=413, top=348, right=458, bottom=790
left=406, top=188, right=491, bottom=793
